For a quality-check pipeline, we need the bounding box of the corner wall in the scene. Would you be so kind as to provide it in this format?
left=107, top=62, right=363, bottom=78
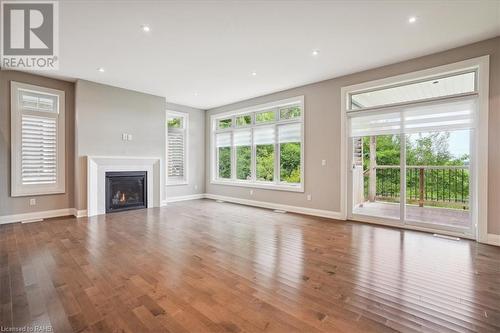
left=74, top=80, right=167, bottom=210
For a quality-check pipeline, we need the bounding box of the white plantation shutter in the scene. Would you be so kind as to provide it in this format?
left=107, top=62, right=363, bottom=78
left=11, top=82, right=65, bottom=196
left=167, top=112, right=188, bottom=184
left=167, top=130, right=185, bottom=178
left=21, top=115, right=57, bottom=184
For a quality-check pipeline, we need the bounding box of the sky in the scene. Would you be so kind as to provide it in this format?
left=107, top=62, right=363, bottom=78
left=448, top=130, right=470, bottom=159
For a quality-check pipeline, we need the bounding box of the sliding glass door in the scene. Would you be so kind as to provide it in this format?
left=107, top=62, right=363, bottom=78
left=351, top=134, right=401, bottom=221
left=404, top=129, right=471, bottom=231
left=347, top=70, right=477, bottom=237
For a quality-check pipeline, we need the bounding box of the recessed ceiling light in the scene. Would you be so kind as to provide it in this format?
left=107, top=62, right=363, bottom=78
left=141, top=24, right=151, bottom=32
left=312, top=49, right=320, bottom=56
left=408, top=16, right=417, bottom=23
left=194, top=92, right=199, bottom=96
left=97, top=67, right=105, bottom=72
left=251, top=71, right=257, bottom=76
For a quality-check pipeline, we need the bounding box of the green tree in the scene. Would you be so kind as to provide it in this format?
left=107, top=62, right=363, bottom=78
left=236, top=146, right=251, bottom=179
left=256, top=145, right=274, bottom=181
left=218, top=147, right=231, bottom=178
left=361, top=132, right=470, bottom=207
left=280, top=142, right=301, bottom=183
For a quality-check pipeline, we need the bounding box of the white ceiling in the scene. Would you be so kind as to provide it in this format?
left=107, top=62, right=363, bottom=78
left=47, top=0, right=500, bottom=109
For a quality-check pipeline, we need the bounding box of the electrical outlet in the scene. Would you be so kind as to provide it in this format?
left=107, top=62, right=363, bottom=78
left=321, top=159, right=327, bottom=166
left=250, top=189, right=254, bottom=196
left=29, top=198, right=36, bottom=206
left=307, top=194, right=312, bottom=201
left=194, top=185, right=198, bottom=190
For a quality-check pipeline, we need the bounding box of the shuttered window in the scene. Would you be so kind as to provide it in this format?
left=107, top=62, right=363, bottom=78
left=167, top=112, right=188, bottom=184
left=11, top=82, right=65, bottom=196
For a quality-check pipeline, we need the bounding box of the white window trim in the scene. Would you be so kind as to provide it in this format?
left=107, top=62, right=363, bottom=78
left=210, top=96, right=305, bottom=192
left=11, top=81, right=66, bottom=197
left=340, top=56, right=489, bottom=243
left=166, top=110, right=189, bottom=186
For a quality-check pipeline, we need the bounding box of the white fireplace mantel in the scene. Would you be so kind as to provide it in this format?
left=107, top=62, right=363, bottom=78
left=87, top=156, right=162, bottom=217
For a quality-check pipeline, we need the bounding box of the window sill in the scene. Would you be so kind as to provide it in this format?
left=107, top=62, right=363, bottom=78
left=167, top=181, right=188, bottom=187
left=210, top=180, right=304, bottom=192
left=11, top=187, right=65, bottom=197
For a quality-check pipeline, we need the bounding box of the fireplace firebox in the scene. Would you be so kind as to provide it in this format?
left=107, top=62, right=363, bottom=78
left=105, top=171, right=147, bottom=213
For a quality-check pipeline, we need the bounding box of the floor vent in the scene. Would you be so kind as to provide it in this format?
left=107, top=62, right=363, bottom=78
left=433, top=233, right=460, bottom=241
left=273, top=209, right=287, bottom=214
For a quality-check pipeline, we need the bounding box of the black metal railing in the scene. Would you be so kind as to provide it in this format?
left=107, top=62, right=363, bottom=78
left=363, top=165, right=469, bottom=208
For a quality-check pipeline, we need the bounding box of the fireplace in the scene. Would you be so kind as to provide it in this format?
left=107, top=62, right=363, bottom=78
left=105, top=171, right=147, bottom=213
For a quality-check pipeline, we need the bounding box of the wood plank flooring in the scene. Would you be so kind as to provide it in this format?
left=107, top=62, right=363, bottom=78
left=1, top=199, right=499, bottom=333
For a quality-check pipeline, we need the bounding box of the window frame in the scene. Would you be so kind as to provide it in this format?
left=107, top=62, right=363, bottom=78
left=166, top=110, right=189, bottom=186
left=347, top=68, right=478, bottom=112
left=210, top=96, right=304, bottom=192
left=11, top=81, right=66, bottom=197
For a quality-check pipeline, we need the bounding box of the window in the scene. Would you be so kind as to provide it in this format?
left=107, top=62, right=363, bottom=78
left=255, top=110, right=276, bottom=123
left=236, top=114, right=252, bottom=127
left=254, top=126, right=275, bottom=181
left=11, top=82, right=65, bottom=196
left=167, top=111, right=188, bottom=185
left=216, top=132, right=231, bottom=179
left=278, top=123, right=301, bottom=184
left=234, top=130, right=251, bottom=180
left=217, top=118, right=232, bottom=129
left=349, top=71, right=476, bottom=110
left=211, top=96, right=304, bottom=191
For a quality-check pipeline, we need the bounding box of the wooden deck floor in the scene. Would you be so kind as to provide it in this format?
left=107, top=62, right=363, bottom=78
left=354, top=201, right=470, bottom=228
left=1, top=199, right=499, bottom=333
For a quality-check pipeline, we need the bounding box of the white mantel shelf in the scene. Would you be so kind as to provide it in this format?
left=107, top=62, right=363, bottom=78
left=87, top=156, right=162, bottom=217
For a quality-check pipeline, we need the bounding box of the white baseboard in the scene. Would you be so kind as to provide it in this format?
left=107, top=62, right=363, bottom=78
left=486, top=233, right=500, bottom=246
left=166, top=194, right=206, bottom=203
left=0, top=208, right=75, bottom=225
left=204, top=193, right=345, bottom=220
left=72, top=209, right=88, bottom=218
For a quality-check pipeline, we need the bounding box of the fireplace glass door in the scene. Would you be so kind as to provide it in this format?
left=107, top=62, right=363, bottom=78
left=105, top=171, right=147, bottom=213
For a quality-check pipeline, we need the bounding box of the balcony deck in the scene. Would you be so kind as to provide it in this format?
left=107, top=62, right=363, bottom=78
left=353, top=201, right=470, bottom=229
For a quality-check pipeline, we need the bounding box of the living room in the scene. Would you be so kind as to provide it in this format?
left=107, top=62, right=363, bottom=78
left=0, top=1, right=499, bottom=332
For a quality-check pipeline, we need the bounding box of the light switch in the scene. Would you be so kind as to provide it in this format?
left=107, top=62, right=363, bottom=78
left=122, top=133, right=128, bottom=141
left=127, top=134, right=133, bottom=141
left=29, top=198, right=36, bottom=206
left=307, top=194, right=312, bottom=201
left=250, top=189, right=254, bottom=196
left=321, top=159, right=327, bottom=166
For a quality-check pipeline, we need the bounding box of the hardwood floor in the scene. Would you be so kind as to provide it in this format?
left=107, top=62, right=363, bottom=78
left=1, top=199, right=499, bottom=333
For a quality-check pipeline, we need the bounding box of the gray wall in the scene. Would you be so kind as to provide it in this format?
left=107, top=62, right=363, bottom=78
left=0, top=70, right=75, bottom=216
left=166, top=102, right=206, bottom=198
left=74, top=80, right=167, bottom=210
left=206, top=37, right=500, bottom=235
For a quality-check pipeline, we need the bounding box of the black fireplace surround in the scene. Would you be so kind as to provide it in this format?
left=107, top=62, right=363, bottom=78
left=105, top=171, right=147, bottom=213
